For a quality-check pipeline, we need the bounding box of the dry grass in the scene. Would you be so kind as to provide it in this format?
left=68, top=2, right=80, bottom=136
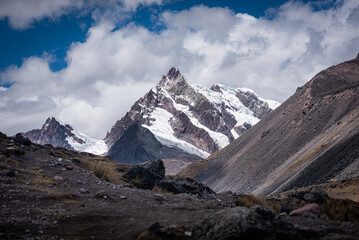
left=321, top=198, right=359, bottom=222
left=49, top=193, right=76, bottom=200
left=32, top=177, right=56, bottom=185
left=235, top=194, right=280, bottom=213
left=152, top=185, right=172, bottom=194
left=81, top=159, right=122, bottom=184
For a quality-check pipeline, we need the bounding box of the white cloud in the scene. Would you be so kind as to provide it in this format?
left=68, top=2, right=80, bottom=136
left=1, top=1, right=359, bottom=139
left=0, top=0, right=162, bottom=29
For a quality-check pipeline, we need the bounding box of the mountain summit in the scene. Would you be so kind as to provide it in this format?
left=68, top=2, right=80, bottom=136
left=23, top=117, right=108, bottom=155
left=105, top=67, right=279, bottom=173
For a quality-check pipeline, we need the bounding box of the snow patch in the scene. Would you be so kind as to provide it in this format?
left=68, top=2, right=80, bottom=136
left=231, top=129, right=239, bottom=139
left=193, top=84, right=261, bottom=127
left=160, top=88, right=230, bottom=149
left=65, top=127, right=108, bottom=155
left=142, top=107, right=210, bottom=159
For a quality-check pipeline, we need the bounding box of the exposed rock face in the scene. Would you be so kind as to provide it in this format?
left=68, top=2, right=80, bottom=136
left=191, top=206, right=277, bottom=240
left=235, top=89, right=273, bottom=119
left=105, top=68, right=279, bottom=167
left=23, top=117, right=108, bottom=155
left=123, top=160, right=214, bottom=196
left=187, top=56, right=359, bottom=195
left=24, top=117, right=77, bottom=150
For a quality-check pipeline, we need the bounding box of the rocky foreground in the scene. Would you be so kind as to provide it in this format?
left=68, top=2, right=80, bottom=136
left=1, top=133, right=359, bottom=240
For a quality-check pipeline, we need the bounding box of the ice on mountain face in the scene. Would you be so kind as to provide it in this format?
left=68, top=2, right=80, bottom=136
left=142, top=107, right=210, bottom=159
left=231, top=129, right=239, bottom=139
left=237, top=87, right=281, bottom=110
left=65, top=126, right=108, bottom=155
left=193, top=84, right=261, bottom=127
left=159, top=88, right=230, bottom=148
left=259, top=98, right=281, bottom=110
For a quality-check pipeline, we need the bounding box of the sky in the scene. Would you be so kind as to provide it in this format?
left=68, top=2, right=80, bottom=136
left=0, top=0, right=358, bottom=139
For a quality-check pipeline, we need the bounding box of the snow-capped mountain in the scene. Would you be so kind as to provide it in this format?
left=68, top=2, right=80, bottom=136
left=105, top=68, right=279, bottom=166
left=23, top=117, right=108, bottom=155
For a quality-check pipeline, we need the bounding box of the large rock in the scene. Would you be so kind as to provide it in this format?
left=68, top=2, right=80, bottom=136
left=173, top=177, right=215, bottom=196
left=289, top=203, right=321, bottom=217
left=123, top=165, right=163, bottom=190
left=191, top=206, right=277, bottom=240
left=123, top=163, right=215, bottom=196
left=290, top=188, right=329, bottom=204
left=14, top=133, right=31, bottom=146
left=142, top=159, right=165, bottom=178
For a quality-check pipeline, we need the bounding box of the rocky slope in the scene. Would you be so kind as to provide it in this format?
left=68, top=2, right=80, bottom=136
left=181, top=55, right=359, bottom=195
left=105, top=68, right=279, bottom=169
left=23, top=117, right=108, bottom=155
left=1, top=132, right=359, bottom=239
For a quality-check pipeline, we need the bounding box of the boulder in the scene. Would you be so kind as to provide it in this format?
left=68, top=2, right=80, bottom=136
left=1, top=169, right=16, bottom=177
left=123, top=165, right=163, bottom=190
left=173, top=177, right=215, bottom=196
left=290, top=188, right=329, bottom=204
left=156, top=181, right=185, bottom=194
left=14, top=133, right=31, bottom=146
left=142, top=159, right=165, bottom=178
left=191, top=206, right=277, bottom=240
left=289, top=203, right=321, bottom=217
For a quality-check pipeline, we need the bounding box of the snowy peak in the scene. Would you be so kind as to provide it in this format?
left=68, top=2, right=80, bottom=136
left=24, top=117, right=107, bottom=155
left=157, top=67, right=188, bottom=93
left=105, top=67, right=280, bottom=166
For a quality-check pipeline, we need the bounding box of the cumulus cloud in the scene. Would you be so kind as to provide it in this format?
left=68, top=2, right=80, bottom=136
left=0, top=0, right=162, bottom=29
left=1, top=0, right=359, bottom=138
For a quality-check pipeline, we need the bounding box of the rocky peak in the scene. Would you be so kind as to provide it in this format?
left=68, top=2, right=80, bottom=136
left=158, top=67, right=187, bottom=90
left=357, top=52, right=359, bottom=59
left=210, top=84, right=223, bottom=93
left=42, top=117, right=60, bottom=130
left=24, top=117, right=108, bottom=155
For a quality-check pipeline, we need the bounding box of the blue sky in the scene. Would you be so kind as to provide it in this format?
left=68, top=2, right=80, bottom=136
left=0, top=0, right=328, bottom=72
left=0, top=0, right=358, bottom=138
left=0, top=0, right=290, bottom=71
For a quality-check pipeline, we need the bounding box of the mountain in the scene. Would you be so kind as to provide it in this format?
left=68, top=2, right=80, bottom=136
left=104, top=67, right=279, bottom=170
left=23, top=117, right=108, bottom=155
left=180, top=55, right=359, bottom=196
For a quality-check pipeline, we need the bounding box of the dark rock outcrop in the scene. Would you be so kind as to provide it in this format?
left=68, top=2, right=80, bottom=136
left=142, top=159, right=165, bottom=178
left=191, top=206, right=277, bottom=240
left=107, top=124, right=200, bottom=165
left=123, top=165, right=163, bottom=189
left=14, top=133, right=31, bottom=146
left=289, top=188, right=329, bottom=204
left=123, top=160, right=214, bottom=196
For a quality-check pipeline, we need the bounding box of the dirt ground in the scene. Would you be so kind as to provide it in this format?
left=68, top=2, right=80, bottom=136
left=1, top=133, right=359, bottom=240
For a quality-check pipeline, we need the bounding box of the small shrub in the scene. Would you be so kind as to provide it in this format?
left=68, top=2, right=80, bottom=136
left=49, top=193, right=76, bottom=200
left=235, top=194, right=280, bottom=213
left=152, top=185, right=171, bottom=194
left=321, top=198, right=359, bottom=222
left=32, top=177, right=55, bottom=185
left=81, top=159, right=121, bottom=184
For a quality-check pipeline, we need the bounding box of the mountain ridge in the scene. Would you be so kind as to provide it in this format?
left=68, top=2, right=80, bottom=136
left=105, top=67, right=279, bottom=168
left=181, top=56, right=359, bottom=195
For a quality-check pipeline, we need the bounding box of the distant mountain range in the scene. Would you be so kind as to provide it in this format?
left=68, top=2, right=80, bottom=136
left=23, top=117, right=108, bottom=155
left=23, top=68, right=279, bottom=173
left=179, top=54, right=359, bottom=195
